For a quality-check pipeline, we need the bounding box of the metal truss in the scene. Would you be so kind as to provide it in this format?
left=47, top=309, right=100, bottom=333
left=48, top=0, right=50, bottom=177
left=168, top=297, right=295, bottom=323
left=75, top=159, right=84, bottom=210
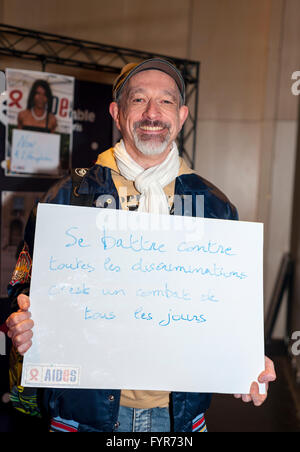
left=0, top=23, right=200, bottom=168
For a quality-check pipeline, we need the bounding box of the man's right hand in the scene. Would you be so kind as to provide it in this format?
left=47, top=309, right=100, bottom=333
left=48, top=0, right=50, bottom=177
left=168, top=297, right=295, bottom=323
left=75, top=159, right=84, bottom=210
left=6, top=294, right=34, bottom=355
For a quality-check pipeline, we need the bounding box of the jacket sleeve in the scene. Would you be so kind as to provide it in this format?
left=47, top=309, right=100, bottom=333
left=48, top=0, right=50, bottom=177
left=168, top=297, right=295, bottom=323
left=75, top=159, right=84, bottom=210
left=227, top=202, right=239, bottom=221
left=6, top=203, right=42, bottom=412
left=7, top=175, right=72, bottom=313
left=7, top=204, right=38, bottom=314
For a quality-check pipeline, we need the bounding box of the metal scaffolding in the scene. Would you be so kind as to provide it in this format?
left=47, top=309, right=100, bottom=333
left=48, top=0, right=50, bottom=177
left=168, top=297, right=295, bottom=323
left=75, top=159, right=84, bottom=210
left=0, top=23, right=200, bottom=168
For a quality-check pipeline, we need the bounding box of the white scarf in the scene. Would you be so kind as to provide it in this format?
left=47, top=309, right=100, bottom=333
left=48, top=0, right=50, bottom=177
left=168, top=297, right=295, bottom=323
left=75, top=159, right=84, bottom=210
left=113, top=140, right=180, bottom=215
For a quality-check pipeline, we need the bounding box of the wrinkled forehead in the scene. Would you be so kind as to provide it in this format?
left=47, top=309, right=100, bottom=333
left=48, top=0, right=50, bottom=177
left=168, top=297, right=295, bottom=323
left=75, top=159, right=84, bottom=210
left=126, top=69, right=181, bottom=99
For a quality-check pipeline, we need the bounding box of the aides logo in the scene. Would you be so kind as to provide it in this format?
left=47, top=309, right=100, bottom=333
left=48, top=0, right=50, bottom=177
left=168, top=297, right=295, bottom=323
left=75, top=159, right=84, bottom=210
left=24, top=365, right=80, bottom=386
left=0, top=71, right=5, bottom=95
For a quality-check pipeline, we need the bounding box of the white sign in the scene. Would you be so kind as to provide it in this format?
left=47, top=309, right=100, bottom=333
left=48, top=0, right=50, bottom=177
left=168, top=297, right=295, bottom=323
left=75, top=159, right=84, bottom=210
left=11, top=129, right=60, bottom=175
left=22, top=204, right=265, bottom=394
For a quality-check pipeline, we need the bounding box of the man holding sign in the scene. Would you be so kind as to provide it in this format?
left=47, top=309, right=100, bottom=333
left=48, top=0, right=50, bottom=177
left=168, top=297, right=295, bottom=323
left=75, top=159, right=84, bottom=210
left=6, top=58, right=276, bottom=433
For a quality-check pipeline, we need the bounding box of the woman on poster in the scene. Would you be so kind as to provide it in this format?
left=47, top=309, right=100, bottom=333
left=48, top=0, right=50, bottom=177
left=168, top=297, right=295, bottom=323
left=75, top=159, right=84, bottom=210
left=17, top=79, right=57, bottom=133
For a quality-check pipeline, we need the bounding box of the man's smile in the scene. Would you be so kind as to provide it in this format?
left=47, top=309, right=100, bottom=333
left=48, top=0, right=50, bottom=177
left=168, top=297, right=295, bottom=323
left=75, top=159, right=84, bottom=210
left=139, top=125, right=165, bottom=132
left=134, top=120, right=170, bottom=138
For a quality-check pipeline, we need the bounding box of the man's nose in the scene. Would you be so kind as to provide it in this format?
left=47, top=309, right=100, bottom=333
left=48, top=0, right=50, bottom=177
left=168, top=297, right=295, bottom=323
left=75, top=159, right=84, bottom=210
left=142, top=100, right=161, bottom=120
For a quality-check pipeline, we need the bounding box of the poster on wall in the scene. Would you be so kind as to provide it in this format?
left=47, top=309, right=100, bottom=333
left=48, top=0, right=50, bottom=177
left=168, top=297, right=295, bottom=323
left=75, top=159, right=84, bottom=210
left=72, top=79, right=113, bottom=169
left=4, top=69, right=74, bottom=178
left=0, top=191, right=44, bottom=298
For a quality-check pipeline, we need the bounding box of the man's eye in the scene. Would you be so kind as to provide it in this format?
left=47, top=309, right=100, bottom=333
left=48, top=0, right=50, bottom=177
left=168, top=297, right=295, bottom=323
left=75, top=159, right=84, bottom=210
left=132, top=98, right=144, bottom=103
left=162, top=99, right=173, bottom=105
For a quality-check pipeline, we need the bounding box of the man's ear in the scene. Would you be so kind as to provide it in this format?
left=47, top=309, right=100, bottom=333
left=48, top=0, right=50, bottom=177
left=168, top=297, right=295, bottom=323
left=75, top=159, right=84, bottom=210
left=109, top=102, right=121, bottom=130
left=179, top=105, right=189, bottom=129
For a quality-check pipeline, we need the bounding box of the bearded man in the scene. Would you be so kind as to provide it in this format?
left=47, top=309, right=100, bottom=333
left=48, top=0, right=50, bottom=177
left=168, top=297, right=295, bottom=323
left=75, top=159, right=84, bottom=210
left=6, top=58, right=276, bottom=433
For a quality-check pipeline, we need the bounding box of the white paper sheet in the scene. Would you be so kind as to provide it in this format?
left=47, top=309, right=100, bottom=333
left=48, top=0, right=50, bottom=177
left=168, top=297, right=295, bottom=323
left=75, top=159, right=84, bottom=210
left=22, top=203, right=265, bottom=394
left=11, top=129, right=60, bottom=175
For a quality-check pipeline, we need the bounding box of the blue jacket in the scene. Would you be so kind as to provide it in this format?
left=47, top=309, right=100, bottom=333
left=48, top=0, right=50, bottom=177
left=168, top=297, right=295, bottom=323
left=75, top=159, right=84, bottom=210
left=8, top=156, right=238, bottom=432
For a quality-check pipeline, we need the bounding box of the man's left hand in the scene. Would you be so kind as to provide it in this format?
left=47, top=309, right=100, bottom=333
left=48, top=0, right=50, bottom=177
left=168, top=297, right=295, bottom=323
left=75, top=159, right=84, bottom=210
left=234, top=356, right=276, bottom=406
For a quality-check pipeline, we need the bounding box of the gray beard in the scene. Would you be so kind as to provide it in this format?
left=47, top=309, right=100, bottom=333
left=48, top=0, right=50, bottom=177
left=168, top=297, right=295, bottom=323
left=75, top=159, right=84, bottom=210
left=132, top=131, right=170, bottom=156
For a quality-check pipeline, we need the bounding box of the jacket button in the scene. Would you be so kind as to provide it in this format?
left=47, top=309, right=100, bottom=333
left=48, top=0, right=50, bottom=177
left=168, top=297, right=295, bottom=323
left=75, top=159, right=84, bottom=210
left=108, top=395, right=115, bottom=401
left=114, top=422, right=120, bottom=429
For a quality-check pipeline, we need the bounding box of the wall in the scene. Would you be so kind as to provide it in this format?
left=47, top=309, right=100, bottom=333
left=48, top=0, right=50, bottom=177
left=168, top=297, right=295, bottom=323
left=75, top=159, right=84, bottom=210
left=0, top=0, right=299, bottom=337
left=260, top=0, right=300, bottom=336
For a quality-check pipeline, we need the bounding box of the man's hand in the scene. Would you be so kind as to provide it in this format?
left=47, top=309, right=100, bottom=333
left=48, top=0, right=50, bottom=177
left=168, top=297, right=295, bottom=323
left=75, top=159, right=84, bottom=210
left=6, top=294, right=34, bottom=355
left=234, top=356, right=276, bottom=406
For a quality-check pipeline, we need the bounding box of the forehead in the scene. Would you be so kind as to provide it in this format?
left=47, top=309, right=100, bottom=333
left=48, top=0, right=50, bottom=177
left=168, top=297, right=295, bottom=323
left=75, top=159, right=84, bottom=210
left=35, top=85, right=46, bottom=93
left=127, top=69, right=179, bottom=95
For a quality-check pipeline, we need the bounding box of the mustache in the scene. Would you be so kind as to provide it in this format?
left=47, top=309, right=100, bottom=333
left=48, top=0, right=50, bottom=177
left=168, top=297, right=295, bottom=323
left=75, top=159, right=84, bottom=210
left=134, top=120, right=171, bottom=131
